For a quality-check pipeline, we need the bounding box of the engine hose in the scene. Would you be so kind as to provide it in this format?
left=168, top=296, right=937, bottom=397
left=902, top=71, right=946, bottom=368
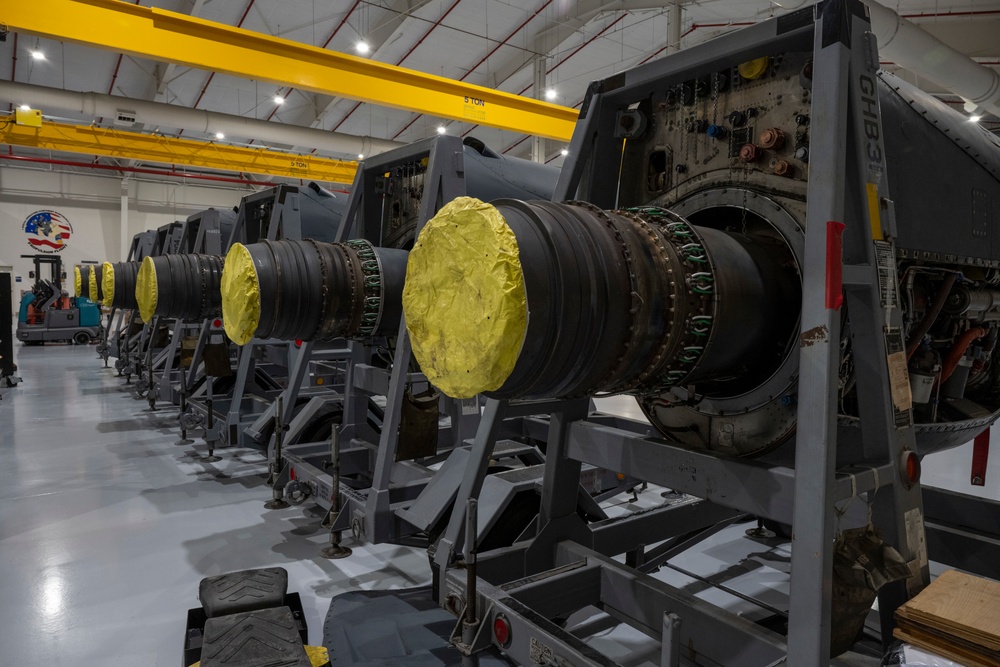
left=906, top=273, right=958, bottom=359
left=940, top=326, right=987, bottom=384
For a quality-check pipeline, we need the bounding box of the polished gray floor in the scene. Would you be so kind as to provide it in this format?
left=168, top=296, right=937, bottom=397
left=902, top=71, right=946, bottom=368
left=0, top=345, right=429, bottom=666
left=1, top=346, right=992, bottom=666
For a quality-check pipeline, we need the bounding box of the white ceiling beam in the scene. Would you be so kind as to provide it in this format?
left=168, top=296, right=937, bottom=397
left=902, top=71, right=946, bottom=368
left=282, top=0, right=435, bottom=131
left=486, top=0, right=695, bottom=89
left=364, top=0, right=435, bottom=50
left=154, top=0, right=207, bottom=101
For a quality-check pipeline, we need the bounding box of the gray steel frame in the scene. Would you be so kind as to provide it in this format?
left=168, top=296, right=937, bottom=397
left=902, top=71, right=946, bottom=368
left=117, top=223, right=183, bottom=388
left=180, top=187, right=342, bottom=448
left=101, top=230, right=155, bottom=375
left=130, top=222, right=186, bottom=401
left=433, top=3, right=934, bottom=665
left=922, top=487, right=1000, bottom=580
left=268, top=137, right=484, bottom=546
left=149, top=210, right=234, bottom=409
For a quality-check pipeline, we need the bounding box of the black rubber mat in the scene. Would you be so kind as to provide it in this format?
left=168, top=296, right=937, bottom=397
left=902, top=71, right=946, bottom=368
left=201, top=606, right=310, bottom=667
left=323, top=587, right=509, bottom=666
left=200, top=567, right=288, bottom=618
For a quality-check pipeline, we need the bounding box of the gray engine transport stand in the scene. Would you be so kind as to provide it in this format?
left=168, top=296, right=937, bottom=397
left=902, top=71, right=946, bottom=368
left=790, top=1, right=928, bottom=661
left=151, top=208, right=236, bottom=408
left=431, top=4, right=929, bottom=666
left=99, top=230, right=152, bottom=369
left=225, top=188, right=346, bottom=449
left=105, top=231, right=156, bottom=378
left=268, top=137, right=484, bottom=549
left=131, top=222, right=185, bottom=397
left=120, top=227, right=172, bottom=384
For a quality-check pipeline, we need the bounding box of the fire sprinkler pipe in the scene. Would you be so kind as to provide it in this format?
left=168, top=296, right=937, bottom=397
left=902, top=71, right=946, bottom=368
left=331, top=0, right=464, bottom=136
left=462, top=11, right=629, bottom=142
left=0, top=80, right=403, bottom=158
left=188, top=0, right=257, bottom=114
left=392, top=0, right=557, bottom=141
left=263, top=0, right=363, bottom=124
left=0, top=152, right=295, bottom=187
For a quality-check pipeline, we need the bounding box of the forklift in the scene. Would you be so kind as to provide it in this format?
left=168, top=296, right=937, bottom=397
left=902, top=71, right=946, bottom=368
left=16, top=255, right=101, bottom=345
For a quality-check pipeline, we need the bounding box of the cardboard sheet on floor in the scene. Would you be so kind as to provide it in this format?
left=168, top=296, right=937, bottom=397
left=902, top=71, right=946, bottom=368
left=894, top=569, right=1000, bottom=667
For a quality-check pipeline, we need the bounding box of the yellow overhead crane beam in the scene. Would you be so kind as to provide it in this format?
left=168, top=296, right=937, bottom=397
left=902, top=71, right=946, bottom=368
left=1, top=119, right=358, bottom=184
left=3, top=0, right=579, bottom=142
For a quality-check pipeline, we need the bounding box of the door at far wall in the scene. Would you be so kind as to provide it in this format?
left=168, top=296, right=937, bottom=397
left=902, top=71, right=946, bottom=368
left=0, top=267, right=12, bottom=318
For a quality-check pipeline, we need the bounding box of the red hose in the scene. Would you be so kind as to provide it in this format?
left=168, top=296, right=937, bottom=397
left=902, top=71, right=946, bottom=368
left=940, top=327, right=987, bottom=383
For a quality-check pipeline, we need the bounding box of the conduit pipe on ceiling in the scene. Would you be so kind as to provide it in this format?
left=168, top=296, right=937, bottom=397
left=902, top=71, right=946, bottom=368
left=866, top=1, right=1000, bottom=118
left=0, top=80, right=404, bottom=158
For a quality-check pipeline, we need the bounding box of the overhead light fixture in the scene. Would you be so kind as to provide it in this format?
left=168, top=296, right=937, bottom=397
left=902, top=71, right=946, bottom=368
left=30, top=49, right=45, bottom=61
left=215, top=132, right=225, bottom=140
left=545, top=88, right=557, bottom=101
left=19, top=104, right=30, bottom=111
left=355, top=40, right=370, bottom=55
left=273, top=95, right=285, bottom=105
left=436, top=125, right=447, bottom=135
left=560, top=148, right=569, bottom=156
left=969, top=115, right=983, bottom=123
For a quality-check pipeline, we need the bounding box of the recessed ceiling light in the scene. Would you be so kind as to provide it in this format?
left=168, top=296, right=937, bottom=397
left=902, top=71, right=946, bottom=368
left=273, top=95, right=285, bottom=105
left=19, top=104, right=30, bottom=111
left=30, top=50, right=45, bottom=61
left=560, top=148, right=569, bottom=156
left=215, top=132, right=225, bottom=140
left=545, top=88, right=557, bottom=101
left=355, top=40, right=370, bottom=55
left=969, top=115, right=982, bottom=123
left=436, top=125, right=447, bottom=135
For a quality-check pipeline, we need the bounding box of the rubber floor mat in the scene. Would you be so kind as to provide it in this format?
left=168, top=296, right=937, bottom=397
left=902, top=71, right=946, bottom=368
left=323, top=587, right=509, bottom=666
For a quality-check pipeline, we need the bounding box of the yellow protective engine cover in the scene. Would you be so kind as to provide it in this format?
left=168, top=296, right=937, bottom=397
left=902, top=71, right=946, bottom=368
left=102, top=261, right=115, bottom=308
left=135, top=256, right=158, bottom=322
left=73, top=266, right=83, bottom=297
left=88, top=266, right=99, bottom=302
left=219, top=243, right=261, bottom=346
left=402, top=196, right=527, bottom=399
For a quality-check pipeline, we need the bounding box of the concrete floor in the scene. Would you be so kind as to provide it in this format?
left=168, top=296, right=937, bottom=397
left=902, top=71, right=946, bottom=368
left=0, top=345, right=430, bottom=666
left=0, top=345, right=992, bottom=666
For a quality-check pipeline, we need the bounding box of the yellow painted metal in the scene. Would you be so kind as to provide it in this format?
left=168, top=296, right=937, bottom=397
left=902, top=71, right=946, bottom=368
left=3, top=0, right=578, bottom=142
left=15, top=108, right=42, bottom=128
left=866, top=182, right=883, bottom=240
left=0, top=119, right=358, bottom=183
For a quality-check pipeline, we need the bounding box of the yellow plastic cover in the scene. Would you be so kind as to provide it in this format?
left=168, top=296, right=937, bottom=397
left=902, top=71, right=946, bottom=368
left=101, top=261, right=115, bottom=308
left=88, top=266, right=99, bottom=302
left=188, top=645, right=329, bottom=667
left=135, top=256, right=159, bottom=323
left=738, top=57, right=769, bottom=80
left=73, top=266, right=83, bottom=297
left=402, top=196, right=527, bottom=398
left=220, top=243, right=261, bottom=346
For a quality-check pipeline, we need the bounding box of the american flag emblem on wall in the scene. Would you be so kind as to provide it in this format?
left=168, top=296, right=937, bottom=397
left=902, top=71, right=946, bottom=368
left=22, top=210, right=73, bottom=253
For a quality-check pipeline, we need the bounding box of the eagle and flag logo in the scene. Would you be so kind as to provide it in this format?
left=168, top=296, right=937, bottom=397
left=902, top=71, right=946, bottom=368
left=23, top=210, right=73, bottom=253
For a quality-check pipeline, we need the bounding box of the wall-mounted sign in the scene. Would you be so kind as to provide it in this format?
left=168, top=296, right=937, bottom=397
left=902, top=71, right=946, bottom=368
left=23, top=210, right=73, bottom=253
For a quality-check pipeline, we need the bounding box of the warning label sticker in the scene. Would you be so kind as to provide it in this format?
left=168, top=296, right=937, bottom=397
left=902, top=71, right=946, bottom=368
left=886, top=328, right=912, bottom=429
left=874, top=241, right=898, bottom=310
left=462, top=95, right=487, bottom=122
